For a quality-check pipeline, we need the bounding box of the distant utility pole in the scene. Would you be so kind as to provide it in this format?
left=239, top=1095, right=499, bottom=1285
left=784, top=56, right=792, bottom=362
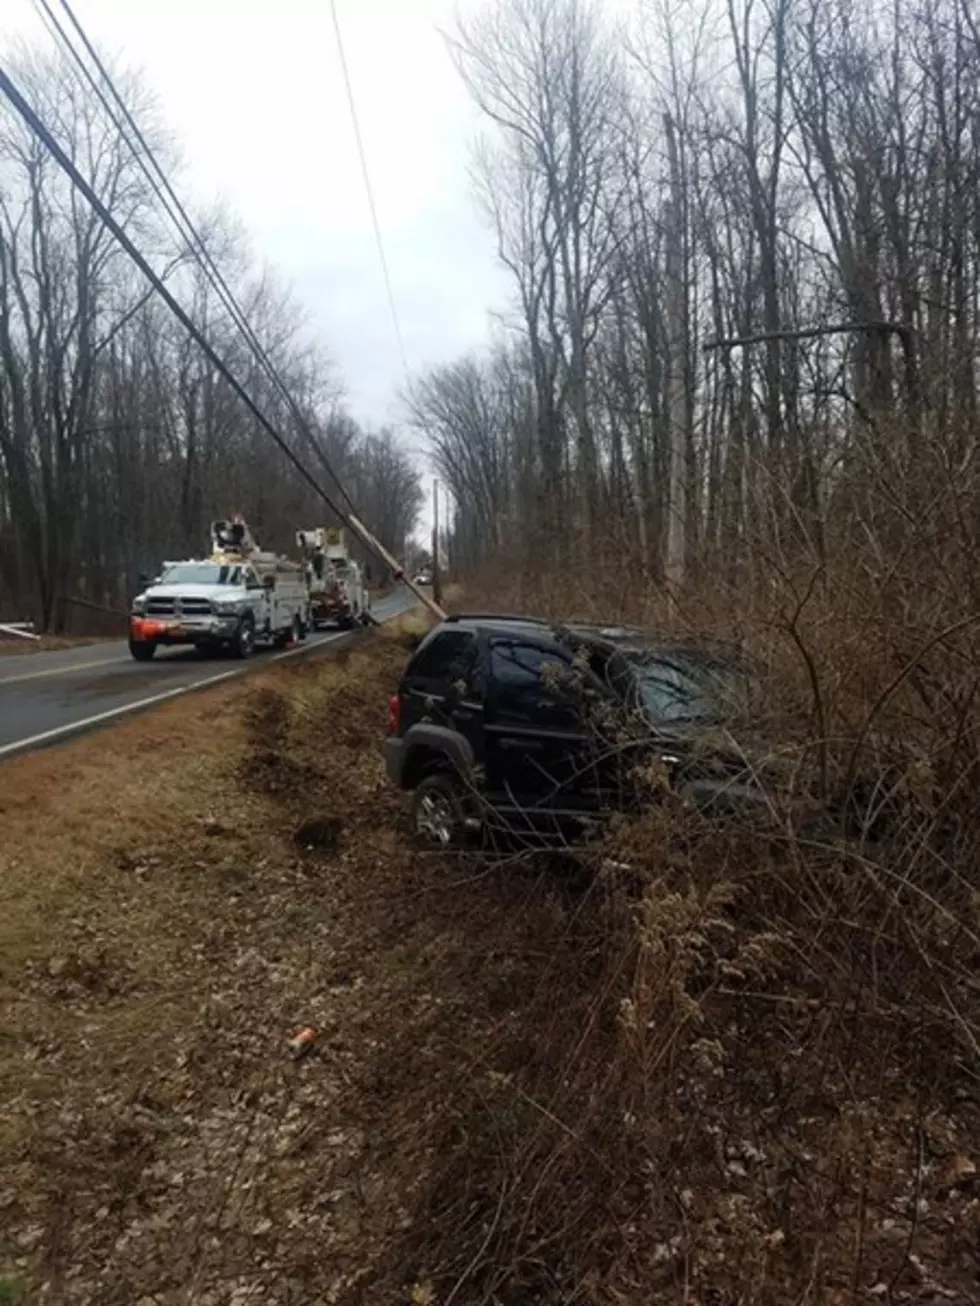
left=432, top=477, right=443, bottom=608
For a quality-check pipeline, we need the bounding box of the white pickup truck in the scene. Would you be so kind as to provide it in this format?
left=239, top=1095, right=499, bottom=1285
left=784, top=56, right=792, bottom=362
left=129, top=521, right=310, bottom=661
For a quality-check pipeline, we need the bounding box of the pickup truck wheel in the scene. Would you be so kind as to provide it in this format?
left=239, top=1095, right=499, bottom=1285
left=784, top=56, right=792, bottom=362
left=412, top=773, right=469, bottom=849
left=233, top=614, right=255, bottom=659
left=128, top=638, right=156, bottom=662
left=273, top=615, right=301, bottom=650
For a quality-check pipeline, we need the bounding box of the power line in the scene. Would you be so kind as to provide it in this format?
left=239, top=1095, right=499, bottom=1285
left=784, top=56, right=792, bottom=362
left=0, top=56, right=442, bottom=617
left=328, top=0, right=411, bottom=378
left=0, top=57, right=342, bottom=517
left=36, top=0, right=361, bottom=520
left=328, top=0, right=447, bottom=554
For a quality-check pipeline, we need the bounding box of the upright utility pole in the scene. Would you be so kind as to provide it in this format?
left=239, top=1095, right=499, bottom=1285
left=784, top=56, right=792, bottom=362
left=442, top=486, right=451, bottom=578
left=432, top=477, right=443, bottom=608
left=664, top=112, right=687, bottom=598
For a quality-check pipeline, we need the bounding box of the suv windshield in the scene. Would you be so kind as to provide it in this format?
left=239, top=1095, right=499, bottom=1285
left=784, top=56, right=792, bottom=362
left=158, top=563, right=243, bottom=586
left=633, top=655, right=751, bottom=725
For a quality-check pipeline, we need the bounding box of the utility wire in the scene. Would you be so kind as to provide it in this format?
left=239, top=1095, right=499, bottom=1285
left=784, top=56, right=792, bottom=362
left=0, top=57, right=443, bottom=617
left=329, top=0, right=448, bottom=561
left=328, top=0, right=411, bottom=378
left=37, top=0, right=360, bottom=519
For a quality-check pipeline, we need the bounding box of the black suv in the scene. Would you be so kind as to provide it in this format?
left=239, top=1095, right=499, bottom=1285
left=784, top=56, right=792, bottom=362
left=384, top=613, right=775, bottom=848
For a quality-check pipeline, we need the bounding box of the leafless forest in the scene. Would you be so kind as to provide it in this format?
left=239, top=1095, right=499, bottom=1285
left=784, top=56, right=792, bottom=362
left=413, top=0, right=980, bottom=608
left=398, top=6, right=980, bottom=1297
left=0, top=49, right=422, bottom=631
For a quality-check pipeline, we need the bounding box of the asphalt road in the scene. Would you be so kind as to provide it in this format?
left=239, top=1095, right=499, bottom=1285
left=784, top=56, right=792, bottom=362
left=0, top=589, right=415, bottom=762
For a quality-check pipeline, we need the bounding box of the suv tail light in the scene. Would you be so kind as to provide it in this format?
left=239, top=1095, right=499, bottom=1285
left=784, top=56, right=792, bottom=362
left=387, top=693, right=401, bottom=735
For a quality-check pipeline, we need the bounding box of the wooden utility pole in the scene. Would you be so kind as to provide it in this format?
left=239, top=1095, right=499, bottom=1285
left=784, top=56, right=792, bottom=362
left=664, top=112, right=687, bottom=597
left=432, top=477, right=443, bottom=608
left=442, top=487, right=451, bottom=579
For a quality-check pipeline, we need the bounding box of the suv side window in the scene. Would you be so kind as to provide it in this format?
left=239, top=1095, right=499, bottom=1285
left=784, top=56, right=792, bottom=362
left=409, top=630, right=481, bottom=693
left=490, top=641, right=581, bottom=725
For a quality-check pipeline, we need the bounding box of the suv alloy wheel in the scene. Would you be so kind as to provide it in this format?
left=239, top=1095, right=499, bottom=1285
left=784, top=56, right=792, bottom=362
left=412, top=772, right=468, bottom=848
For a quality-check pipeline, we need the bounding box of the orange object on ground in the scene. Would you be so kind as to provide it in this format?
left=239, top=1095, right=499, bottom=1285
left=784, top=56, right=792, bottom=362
left=288, top=1027, right=318, bottom=1059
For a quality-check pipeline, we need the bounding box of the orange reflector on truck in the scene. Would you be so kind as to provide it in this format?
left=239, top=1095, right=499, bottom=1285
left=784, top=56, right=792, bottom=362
left=131, top=618, right=167, bottom=640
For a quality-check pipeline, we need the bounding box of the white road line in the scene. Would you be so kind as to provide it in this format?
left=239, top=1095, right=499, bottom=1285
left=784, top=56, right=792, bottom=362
left=0, top=654, right=129, bottom=687
left=0, top=668, right=242, bottom=759
left=0, top=605, right=411, bottom=762
left=0, top=633, right=347, bottom=761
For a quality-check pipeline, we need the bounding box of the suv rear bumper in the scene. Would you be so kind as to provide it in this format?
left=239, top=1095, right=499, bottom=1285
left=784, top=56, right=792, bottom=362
left=384, top=736, right=406, bottom=787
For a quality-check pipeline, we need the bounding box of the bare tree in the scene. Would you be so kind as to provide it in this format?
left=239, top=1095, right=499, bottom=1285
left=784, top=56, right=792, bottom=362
left=0, top=47, right=423, bottom=629
left=451, top=0, right=625, bottom=567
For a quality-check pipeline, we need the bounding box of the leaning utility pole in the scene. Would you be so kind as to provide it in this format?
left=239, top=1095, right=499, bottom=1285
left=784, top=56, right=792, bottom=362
left=664, top=112, right=687, bottom=597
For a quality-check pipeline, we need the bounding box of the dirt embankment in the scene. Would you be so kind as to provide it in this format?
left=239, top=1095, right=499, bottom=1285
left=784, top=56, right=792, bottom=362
left=1, top=629, right=978, bottom=1305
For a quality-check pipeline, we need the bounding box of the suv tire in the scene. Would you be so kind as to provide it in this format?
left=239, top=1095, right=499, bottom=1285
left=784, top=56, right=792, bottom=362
left=233, top=613, right=255, bottom=659
left=412, top=772, right=471, bottom=849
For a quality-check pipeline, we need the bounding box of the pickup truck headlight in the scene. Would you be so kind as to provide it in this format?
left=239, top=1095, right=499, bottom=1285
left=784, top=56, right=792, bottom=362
left=131, top=596, right=147, bottom=616
left=212, top=598, right=244, bottom=616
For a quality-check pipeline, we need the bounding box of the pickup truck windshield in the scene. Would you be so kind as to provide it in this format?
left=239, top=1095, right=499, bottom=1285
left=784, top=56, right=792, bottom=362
left=158, top=563, right=243, bottom=585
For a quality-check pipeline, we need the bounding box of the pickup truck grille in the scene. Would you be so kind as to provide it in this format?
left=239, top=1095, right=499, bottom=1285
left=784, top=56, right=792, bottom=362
left=178, top=598, right=213, bottom=617
left=146, top=596, right=213, bottom=617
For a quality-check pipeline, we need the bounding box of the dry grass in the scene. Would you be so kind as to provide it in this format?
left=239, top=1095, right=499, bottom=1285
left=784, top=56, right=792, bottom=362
left=0, top=643, right=401, bottom=1302
left=2, top=594, right=979, bottom=1304
left=424, top=566, right=980, bottom=1303
left=0, top=627, right=454, bottom=1305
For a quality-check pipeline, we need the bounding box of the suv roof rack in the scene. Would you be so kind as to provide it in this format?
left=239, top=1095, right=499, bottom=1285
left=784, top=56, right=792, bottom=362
left=444, top=612, right=551, bottom=625
left=558, top=620, right=646, bottom=635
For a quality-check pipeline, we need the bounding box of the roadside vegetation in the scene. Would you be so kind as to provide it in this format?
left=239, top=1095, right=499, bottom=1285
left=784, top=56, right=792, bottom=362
left=2, top=608, right=977, bottom=1304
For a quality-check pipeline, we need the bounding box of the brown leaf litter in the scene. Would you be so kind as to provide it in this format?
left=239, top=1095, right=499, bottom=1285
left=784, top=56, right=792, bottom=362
left=0, top=633, right=978, bottom=1305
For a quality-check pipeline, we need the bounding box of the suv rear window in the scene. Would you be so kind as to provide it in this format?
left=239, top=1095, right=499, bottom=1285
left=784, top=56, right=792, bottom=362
left=490, top=640, right=582, bottom=724
left=491, top=642, right=565, bottom=691
left=409, top=630, right=479, bottom=682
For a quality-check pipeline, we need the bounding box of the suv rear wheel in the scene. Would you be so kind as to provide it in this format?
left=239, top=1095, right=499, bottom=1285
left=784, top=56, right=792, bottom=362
left=412, top=772, right=471, bottom=849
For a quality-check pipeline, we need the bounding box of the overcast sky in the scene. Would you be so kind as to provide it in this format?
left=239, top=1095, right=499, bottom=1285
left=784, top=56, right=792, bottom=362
left=0, top=0, right=512, bottom=447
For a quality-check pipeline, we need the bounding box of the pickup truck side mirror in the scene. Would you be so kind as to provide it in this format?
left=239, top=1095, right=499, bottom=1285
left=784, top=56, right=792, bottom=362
left=263, top=574, right=276, bottom=590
